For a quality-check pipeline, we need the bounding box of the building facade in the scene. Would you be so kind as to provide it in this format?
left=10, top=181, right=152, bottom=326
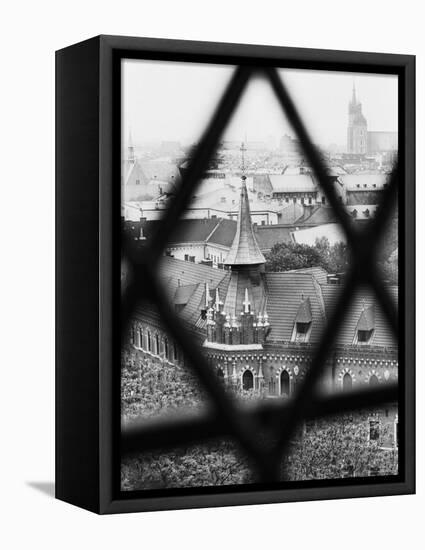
left=125, top=170, right=398, bottom=448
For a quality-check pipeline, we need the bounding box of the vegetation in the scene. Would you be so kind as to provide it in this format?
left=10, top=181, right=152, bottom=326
left=121, top=350, right=398, bottom=490
left=264, top=231, right=398, bottom=284
left=264, top=238, right=350, bottom=274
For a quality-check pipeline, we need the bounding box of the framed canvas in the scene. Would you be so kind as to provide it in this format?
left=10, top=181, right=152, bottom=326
left=56, top=35, right=415, bottom=514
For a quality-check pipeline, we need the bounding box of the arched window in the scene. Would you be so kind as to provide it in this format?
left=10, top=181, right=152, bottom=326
left=280, top=370, right=290, bottom=397
left=342, top=372, right=352, bottom=392
left=242, top=370, right=254, bottom=391
left=369, top=374, right=379, bottom=387
left=147, top=331, right=152, bottom=352
left=155, top=334, right=160, bottom=355
left=164, top=338, right=169, bottom=360
left=217, top=368, right=224, bottom=381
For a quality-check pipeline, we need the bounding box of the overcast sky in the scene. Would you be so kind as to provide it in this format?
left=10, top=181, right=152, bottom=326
left=122, top=59, right=398, bottom=148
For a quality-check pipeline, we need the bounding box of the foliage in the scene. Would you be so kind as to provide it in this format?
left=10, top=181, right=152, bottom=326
left=122, top=441, right=254, bottom=490
left=121, top=349, right=398, bottom=490
left=283, top=415, right=398, bottom=480
left=264, top=238, right=350, bottom=274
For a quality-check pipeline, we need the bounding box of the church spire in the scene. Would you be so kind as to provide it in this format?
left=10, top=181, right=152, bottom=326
left=224, top=143, right=265, bottom=267
left=351, top=80, right=357, bottom=104
left=128, top=129, right=135, bottom=163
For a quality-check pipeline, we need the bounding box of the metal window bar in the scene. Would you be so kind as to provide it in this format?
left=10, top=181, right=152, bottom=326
left=120, top=66, right=399, bottom=483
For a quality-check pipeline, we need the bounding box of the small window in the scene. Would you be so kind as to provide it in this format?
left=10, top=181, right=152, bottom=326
left=184, top=254, right=189, bottom=261
left=296, top=322, right=309, bottom=334
left=294, top=321, right=310, bottom=342
left=135, top=179, right=140, bottom=185
left=280, top=370, right=290, bottom=397
left=369, top=420, right=380, bottom=441
left=242, top=370, right=254, bottom=391
left=358, top=329, right=373, bottom=343
left=369, top=374, right=379, bottom=387
left=342, top=372, right=352, bottom=392
left=321, top=196, right=326, bottom=204
left=308, top=197, right=312, bottom=205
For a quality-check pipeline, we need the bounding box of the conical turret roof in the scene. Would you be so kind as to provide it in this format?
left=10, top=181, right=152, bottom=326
left=224, top=175, right=266, bottom=266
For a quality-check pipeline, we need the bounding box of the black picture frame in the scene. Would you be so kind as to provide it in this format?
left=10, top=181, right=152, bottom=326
left=56, top=35, right=415, bottom=514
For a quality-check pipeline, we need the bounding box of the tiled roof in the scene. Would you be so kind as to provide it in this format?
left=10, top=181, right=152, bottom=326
left=143, top=218, right=220, bottom=245
left=255, top=225, right=293, bottom=251
left=224, top=178, right=266, bottom=266
left=132, top=256, right=397, bottom=352
left=320, top=284, right=397, bottom=348
left=173, top=283, right=199, bottom=305
left=288, top=266, right=329, bottom=285
left=264, top=272, right=326, bottom=343
left=278, top=202, right=304, bottom=224
left=207, top=219, right=237, bottom=247
left=158, top=256, right=228, bottom=293
left=269, top=174, right=317, bottom=193
left=296, top=205, right=339, bottom=225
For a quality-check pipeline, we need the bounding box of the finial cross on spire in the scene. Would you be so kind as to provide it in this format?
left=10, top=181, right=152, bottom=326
left=240, top=142, right=246, bottom=177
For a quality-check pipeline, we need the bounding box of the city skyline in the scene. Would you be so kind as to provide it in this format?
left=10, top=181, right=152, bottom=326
left=122, top=59, right=398, bottom=150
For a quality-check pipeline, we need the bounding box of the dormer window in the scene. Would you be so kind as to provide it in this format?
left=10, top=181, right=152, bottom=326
left=357, top=329, right=374, bottom=343
left=296, top=322, right=309, bottom=335
left=354, top=303, right=375, bottom=345
left=292, top=297, right=312, bottom=343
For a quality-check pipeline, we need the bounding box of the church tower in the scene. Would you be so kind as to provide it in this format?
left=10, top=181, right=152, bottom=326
left=203, top=143, right=269, bottom=350
left=347, top=83, right=368, bottom=154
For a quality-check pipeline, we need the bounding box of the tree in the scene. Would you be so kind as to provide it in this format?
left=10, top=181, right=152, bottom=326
left=264, top=238, right=350, bottom=274
left=282, top=415, right=398, bottom=480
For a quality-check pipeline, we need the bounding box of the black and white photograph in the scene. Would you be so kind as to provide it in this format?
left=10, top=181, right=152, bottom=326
left=3, top=0, right=421, bottom=545
left=120, top=59, right=400, bottom=492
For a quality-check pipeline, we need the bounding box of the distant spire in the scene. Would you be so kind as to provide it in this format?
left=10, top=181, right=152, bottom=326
left=241, top=141, right=246, bottom=176
left=224, top=143, right=265, bottom=267
left=352, top=80, right=356, bottom=104
left=128, top=129, right=135, bottom=163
